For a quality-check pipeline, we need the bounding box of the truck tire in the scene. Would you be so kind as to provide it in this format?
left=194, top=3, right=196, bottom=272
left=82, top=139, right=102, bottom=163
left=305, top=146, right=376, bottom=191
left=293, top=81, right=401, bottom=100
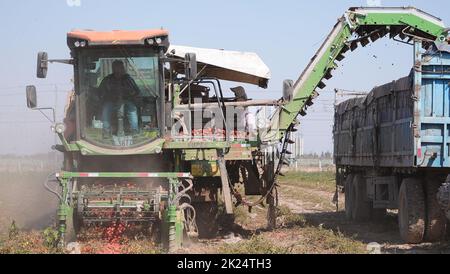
left=424, top=180, right=447, bottom=242
left=398, top=178, right=426, bottom=244
left=344, top=174, right=355, bottom=220
left=352, top=174, right=372, bottom=221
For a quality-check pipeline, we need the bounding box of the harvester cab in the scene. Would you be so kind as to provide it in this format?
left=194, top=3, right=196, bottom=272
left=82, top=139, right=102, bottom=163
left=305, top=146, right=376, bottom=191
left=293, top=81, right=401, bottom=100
left=33, top=30, right=189, bottom=149
left=28, top=28, right=276, bottom=251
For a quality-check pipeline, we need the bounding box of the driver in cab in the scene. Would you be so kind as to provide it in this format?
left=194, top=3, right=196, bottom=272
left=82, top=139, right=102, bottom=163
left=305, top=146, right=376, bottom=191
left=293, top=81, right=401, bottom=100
left=99, top=60, right=141, bottom=137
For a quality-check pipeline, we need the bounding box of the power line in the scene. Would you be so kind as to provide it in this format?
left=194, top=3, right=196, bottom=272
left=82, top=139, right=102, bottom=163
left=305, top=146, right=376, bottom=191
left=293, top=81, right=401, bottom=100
left=0, top=121, right=50, bottom=124
left=0, top=89, right=72, bottom=97
left=0, top=83, right=73, bottom=90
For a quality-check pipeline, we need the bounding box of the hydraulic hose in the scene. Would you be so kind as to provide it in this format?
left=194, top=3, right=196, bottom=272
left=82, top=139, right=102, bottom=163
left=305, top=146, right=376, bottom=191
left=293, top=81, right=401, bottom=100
left=44, top=173, right=63, bottom=201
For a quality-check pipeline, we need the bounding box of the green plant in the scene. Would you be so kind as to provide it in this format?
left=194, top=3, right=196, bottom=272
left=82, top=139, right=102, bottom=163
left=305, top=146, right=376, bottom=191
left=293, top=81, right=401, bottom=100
left=8, top=221, right=19, bottom=239
left=43, top=227, right=59, bottom=248
left=218, top=235, right=291, bottom=254
left=276, top=206, right=306, bottom=228
left=294, top=226, right=367, bottom=254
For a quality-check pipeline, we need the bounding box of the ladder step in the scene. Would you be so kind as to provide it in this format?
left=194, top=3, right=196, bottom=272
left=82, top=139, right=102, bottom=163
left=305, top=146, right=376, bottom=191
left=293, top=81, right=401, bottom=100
left=318, top=81, right=326, bottom=89
left=341, top=44, right=350, bottom=54
left=350, top=41, right=358, bottom=51
left=324, top=69, right=333, bottom=80
left=360, top=37, right=370, bottom=47
left=336, top=53, right=345, bottom=61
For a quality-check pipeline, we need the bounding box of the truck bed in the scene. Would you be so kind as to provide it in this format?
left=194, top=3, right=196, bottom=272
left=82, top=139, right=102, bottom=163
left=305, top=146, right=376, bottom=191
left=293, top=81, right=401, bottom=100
left=334, top=43, right=450, bottom=169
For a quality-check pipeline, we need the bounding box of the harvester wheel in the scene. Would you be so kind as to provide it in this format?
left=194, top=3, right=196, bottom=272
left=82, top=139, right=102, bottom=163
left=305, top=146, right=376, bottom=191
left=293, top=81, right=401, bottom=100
left=398, top=178, right=426, bottom=244
left=64, top=210, right=80, bottom=244
left=352, top=174, right=371, bottom=221
left=344, top=174, right=355, bottom=220
left=424, top=179, right=447, bottom=242
left=194, top=202, right=219, bottom=239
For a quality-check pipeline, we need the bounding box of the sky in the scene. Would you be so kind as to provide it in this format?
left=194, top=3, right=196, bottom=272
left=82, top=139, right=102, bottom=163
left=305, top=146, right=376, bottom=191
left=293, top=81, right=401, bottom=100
left=0, top=0, right=449, bottom=155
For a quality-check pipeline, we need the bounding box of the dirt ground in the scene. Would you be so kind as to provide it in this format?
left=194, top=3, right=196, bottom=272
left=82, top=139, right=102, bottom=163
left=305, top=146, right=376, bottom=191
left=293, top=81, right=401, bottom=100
left=1, top=171, right=450, bottom=254
left=179, top=172, right=450, bottom=254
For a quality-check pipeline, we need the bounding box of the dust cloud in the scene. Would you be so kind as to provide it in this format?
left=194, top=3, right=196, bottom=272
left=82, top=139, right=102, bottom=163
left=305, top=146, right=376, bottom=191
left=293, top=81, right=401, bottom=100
left=0, top=154, right=59, bottom=233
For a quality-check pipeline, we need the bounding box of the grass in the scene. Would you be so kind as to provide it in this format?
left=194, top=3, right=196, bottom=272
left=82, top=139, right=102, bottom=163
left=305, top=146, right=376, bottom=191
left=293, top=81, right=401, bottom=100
left=293, top=226, right=367, bottom=254
left=233, top=206, right=252, bottom=226
left=218, top=235, right=291, bottom=254
left=277, top=206, right=366, bottom=254
left=217, top=206, right=367, bottom=254
left=281, top=171, right=336, bottom=192
left=217, top=230, right=366, bottom=254
left=276, top=206, right=307, bottom=228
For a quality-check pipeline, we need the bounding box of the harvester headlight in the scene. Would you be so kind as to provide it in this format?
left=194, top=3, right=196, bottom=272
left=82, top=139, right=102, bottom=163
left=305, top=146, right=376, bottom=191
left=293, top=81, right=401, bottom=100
left=74, top=41, right=81, bottom=47
left=156, top=37, right=162, bottom=44
left=55, top=123, right=66, bottom=134
left=147, top=38, right=155, bottom=45
left=80, top=41, right=87, bottom=47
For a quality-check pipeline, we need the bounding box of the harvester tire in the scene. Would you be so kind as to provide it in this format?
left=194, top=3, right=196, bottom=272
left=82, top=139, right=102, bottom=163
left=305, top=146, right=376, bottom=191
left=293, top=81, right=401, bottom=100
left=344, top=174, right=355, bottom=221
left=424, top=180, right=447, bottom=242
left=352, top=174, right=371, bottom=222
left=398, top=178, right=426, bottom=244
left=194, top=202, right=219, bottom=239
left=64, top=212, right=78, bottom=244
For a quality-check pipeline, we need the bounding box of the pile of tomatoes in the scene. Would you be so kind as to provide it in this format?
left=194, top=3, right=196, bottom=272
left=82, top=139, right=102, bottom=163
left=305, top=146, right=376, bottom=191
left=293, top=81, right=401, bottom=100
left=102, top=222, right=130, bottom=244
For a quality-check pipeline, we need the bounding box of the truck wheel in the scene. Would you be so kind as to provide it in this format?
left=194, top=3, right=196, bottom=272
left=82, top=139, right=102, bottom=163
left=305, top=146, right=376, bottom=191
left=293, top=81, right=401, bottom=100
left=193, top=202, right=219, bottom=239
left=398, top=178, right=426, bottom=244
left=344, top=174, right=355, bottom=220
left=352, top=174, right=372, bottom=221
left=424, top=180, right=447, bottom=242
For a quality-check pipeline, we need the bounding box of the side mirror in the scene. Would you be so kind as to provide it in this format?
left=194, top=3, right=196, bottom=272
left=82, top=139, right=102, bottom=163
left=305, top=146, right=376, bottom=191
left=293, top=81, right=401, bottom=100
left=185, top=53, right=197, bottom=81
left=283, top=79, right=294, bottom=102
left=26, top=85, right=37, bottom=109
left=37, top=52, right=48, bottom=79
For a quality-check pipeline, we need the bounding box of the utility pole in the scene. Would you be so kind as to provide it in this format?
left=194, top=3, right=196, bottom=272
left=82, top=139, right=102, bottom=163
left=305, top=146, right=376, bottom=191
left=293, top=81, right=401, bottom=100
left=54, top=85, right=58, bottom=169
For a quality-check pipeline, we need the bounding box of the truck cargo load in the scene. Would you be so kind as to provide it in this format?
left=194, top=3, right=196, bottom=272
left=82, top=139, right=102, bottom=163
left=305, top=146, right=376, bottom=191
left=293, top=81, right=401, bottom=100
left=334, top=42, right=450, bottom=244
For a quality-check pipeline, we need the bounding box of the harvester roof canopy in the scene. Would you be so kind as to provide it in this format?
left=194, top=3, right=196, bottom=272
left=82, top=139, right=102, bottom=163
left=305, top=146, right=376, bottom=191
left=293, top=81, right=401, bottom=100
left=68, top=29, right=169, bottom=46
left=168, top=45, right=271, bottom=88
